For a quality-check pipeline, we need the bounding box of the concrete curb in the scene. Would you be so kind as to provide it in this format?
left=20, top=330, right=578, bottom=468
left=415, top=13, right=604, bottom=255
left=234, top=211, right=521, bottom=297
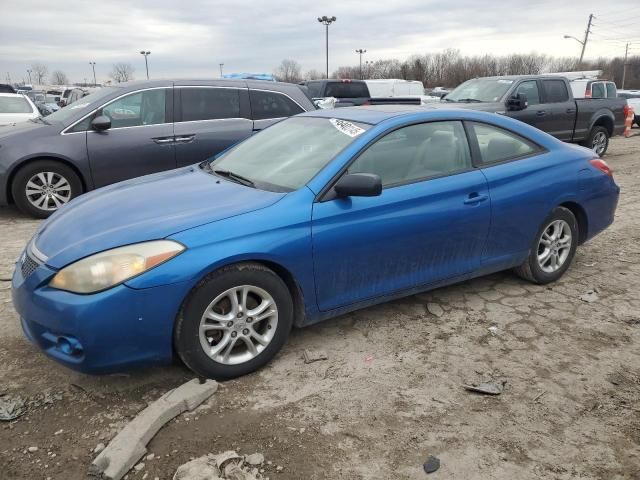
left=89, top=378, right=218, bottom=480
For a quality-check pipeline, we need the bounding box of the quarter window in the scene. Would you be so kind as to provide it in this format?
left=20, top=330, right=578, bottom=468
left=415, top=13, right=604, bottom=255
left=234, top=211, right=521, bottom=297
left=606, top=82, right=616, bottom=98
left=180, top=88, right=240, bottom=121
left=542, top=80, right=569, bottom=103
left=471, top=123, right=540, bottom=164
left=101, top=89, right=166, bottom=128
left=591, top=82, right=605, bottom=99
left=514, top=81, right=540, bottom=105
left=250, top=90, right=304, bottom=120
left=348, top=121, right=472, bottom=187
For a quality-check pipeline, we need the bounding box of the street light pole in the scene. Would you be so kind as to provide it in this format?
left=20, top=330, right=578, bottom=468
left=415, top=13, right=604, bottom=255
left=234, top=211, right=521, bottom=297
left=219, top=63, right=224, bottom=78
left=89, top=62, right=96, bottom=86
left=317, top=15, right=336, bottom=79
left=564, top=14, right=593, bottom=64
left=26, top=69, right=32, bottom=84
left=140, top=51, right=151, bottom=79
left=355, top=49, right=366, bottom=80
left=622, top=43, right=629, bottom=89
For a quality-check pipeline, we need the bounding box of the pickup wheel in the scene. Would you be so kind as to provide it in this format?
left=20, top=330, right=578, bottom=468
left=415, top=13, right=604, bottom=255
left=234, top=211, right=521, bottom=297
left=584, top=126, right=610, bottom=156
left=11, top=160, right=83, bottom=219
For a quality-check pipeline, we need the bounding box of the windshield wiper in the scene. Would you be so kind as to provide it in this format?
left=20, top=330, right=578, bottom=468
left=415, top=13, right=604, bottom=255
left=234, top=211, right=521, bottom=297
left=450, top=98, right=483, bottom=103
left=213, top=169, right=255, bottom=188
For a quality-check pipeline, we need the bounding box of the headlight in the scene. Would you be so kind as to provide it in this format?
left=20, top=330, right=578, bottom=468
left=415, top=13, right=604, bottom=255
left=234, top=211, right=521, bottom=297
left=49, top=240, right=185, bottom=294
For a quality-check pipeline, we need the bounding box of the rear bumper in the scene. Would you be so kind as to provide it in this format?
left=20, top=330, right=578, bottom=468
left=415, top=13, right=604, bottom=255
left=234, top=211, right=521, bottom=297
left=11, top=258, right=192, bottom=374
left=581, top=176, right=620, bottom=242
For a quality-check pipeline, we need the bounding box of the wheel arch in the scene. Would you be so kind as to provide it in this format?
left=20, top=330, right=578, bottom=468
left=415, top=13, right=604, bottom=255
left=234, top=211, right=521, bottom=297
left=590, top=113, right=614, bottom=136
left=6, top=155, right=88, bottom=204
left=559, top=201, right=589, bottom=244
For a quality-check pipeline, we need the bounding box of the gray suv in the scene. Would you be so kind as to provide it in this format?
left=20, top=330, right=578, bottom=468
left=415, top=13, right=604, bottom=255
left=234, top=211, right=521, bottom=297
left=0, top=79, right=315, bottom=217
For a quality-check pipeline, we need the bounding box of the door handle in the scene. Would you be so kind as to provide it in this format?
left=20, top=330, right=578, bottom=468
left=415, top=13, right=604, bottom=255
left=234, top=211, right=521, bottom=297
left=464, top=193, right=489, bottom=205
left=566, top=108, right=576, bottom=114
left=174, top=135, right=195, bottom=143
left=153, top=137, right=174, bottom=144
left=536, top=110, right=546, bottom=117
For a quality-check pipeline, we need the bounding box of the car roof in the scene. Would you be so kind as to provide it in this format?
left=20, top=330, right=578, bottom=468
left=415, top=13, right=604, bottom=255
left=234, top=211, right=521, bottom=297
left=298, top=104, right=474, bottom=125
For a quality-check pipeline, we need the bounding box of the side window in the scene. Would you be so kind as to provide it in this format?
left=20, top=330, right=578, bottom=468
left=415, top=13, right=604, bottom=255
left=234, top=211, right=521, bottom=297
left=180, top=88, right=240, bottom=122
left=471, top=123, right=540, bottom=164
left=514, top=81, right=540, bottom=105
left=542, top=80, right=569, bottom=103
left=250, top=90, right=304, bottom=120
left=606, top=82, right=616, bottom=99
left=102, top=89, right=166, bottom=128
left=591, top=82, right=605, bottom=99
left=348, top=121, right=472, bottom=187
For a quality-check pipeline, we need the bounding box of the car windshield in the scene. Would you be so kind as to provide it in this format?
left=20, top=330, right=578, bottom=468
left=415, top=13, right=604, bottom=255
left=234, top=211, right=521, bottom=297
left=44, top=87, right=119, bottom=124
left=445, top=78, right=514, bottom=103
left=209, top=116, right=370, bottom=191
left=0, top=96, right=33, bottom=113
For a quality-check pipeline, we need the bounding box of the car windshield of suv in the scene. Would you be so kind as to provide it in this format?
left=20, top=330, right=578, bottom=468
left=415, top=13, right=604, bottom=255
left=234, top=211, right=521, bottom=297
left=0, top=96, right=33, bottom=113
left=208, top=116, right=370, bottom=191
left=43, top=87, right=119, bottom=124
left=445, top=78, right=514, bottom=103
left=325, top=82, right=369, bottom=98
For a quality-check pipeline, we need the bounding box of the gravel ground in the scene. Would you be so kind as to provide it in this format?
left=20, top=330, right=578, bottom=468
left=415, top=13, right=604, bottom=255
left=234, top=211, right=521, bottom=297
left=0, top=133, right=639, bottom=479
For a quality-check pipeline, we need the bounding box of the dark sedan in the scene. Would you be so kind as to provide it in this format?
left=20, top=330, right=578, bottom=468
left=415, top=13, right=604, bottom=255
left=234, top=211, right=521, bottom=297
left=0, top=79, right=315, bottom=217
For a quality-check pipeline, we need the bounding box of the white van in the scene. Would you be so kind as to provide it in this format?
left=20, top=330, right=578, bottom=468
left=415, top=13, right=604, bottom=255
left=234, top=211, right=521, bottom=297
left=365, top=79, right=425, bottom=98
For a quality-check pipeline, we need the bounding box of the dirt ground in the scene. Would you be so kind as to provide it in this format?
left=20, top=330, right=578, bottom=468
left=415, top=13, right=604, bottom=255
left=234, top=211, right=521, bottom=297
left=1, top=132, right=639, bottom=480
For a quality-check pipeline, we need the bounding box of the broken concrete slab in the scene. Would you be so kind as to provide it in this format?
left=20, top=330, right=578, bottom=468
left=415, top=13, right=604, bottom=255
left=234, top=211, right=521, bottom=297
left=303, top=349, right=328, bottom=364
left=173, top=451, right=263, bottom=480
left=463, top=381, right=506, bottom=395
left=89, top=379, right=217, bottom=480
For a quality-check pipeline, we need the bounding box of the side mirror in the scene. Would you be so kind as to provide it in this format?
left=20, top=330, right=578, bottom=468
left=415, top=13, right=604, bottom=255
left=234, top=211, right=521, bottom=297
left=506, top=93, right=527, bottom=111
left=91, top=115, right=111, bottom=131
left=334, top=173, right=382, bottom=198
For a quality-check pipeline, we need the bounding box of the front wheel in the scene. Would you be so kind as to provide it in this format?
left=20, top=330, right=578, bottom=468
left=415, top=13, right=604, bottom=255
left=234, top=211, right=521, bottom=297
left=174, top=263, right=293, bottom=379
left=583, top=126, right=610, bottom=156
left=514, top=207, right=578, bottom=284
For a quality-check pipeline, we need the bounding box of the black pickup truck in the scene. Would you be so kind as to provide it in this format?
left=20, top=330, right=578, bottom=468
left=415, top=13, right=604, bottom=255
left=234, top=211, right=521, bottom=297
left=302, top=79, right=421, bottom=107
left=442, top=75, right=626, bottom=155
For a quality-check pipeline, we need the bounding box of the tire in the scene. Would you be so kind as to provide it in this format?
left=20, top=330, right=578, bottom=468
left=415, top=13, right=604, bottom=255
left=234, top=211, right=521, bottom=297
left=514, top=206, right=579, bottom=284
left=11, top=160, right=83, bottom=219
left=174, top=263, right=293, bottom=379
left=582, top=126, right=610, bottom=157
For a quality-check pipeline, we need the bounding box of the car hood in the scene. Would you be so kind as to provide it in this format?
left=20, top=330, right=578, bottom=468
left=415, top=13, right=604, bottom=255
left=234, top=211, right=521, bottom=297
left=0, top=118, right=53, bottom=139
left=0, top=113, right=39, bottom=126
left=34, top=166, right=286, bottom=269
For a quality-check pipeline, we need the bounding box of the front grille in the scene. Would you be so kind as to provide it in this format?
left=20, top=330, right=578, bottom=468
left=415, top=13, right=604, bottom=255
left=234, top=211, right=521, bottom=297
left=21, top=251, right=40, bottom=279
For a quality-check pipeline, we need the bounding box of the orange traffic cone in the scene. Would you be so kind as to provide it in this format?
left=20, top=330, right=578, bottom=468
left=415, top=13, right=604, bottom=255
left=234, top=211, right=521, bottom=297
left=624, top=105, right=634, bottom=138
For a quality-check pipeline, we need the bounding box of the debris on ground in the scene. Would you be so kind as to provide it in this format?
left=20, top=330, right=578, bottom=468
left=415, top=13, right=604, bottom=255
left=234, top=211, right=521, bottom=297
left=0, top=393, right=26, bottom=421
left=463, top=380, right=506, bottom=395
left=423, top=455, right=440, bottom=474
left=427, top=302, right=444, bottom=318
left=89, top=379, right=218, bottom=480
left=488, top=326, right=502, bottom=336
left=303, top=348, right=328, bottom=364
left=579, top=289, right=599, bottom=303
left=173, top=451, right=267, bottom=480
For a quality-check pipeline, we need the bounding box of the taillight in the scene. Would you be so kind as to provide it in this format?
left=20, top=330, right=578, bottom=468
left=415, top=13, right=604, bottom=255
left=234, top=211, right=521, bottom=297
left=590, top=158, right=613, bottom=177
left=585, top=86, right=591, bottom=98
left=341, top=79, right=352, bottom=83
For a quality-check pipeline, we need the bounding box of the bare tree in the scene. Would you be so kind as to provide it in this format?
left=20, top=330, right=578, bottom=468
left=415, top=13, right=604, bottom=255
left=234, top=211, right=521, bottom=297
left=31, top=63, right=48, bottom=85
left=304, top=69, right=324, bottom=81
left=273, top=59, right=302, bottom=83
left=109, top=63, right=135, bottom=83
left=50, top=70, right=69, bottom=85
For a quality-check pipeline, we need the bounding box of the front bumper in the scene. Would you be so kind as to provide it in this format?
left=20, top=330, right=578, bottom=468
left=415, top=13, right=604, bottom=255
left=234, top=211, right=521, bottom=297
left=11, top=258, right=193, bottom=374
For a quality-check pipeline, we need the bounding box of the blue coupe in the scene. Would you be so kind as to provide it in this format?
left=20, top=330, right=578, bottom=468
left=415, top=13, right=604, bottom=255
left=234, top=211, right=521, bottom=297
left=12, top=106, right=619, bottom=378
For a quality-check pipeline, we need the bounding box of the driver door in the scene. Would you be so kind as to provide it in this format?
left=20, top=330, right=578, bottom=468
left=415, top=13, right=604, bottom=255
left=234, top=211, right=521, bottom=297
left=87, top=88, right=176, bottom=187
left=311, top=121, right=491, bottom=311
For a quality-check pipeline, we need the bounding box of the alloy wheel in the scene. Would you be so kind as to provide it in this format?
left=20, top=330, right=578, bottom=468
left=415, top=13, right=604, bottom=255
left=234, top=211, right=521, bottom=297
left=591, top=131, right=607, bottom=156
left=537, top=219, right=572, bottom=273
left=25, top=171, right=71, bottom=211
left=198, top=285, right=278, bottom=365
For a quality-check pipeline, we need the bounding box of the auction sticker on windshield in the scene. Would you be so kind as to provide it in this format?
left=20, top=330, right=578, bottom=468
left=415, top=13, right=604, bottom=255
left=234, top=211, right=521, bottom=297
left=330, top=118, right=365, bottom=137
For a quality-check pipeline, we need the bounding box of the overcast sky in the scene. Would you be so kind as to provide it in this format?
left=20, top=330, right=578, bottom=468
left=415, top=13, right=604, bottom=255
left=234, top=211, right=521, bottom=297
left=1, top=0, right=639, bottom=84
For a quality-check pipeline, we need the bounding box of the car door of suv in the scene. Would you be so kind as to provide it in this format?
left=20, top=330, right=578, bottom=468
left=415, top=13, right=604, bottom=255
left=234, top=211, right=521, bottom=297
left=174, top=86, right=253, bottom=167
left=86, top=87, right=176, bottom=188
left=311, top=120, right=491, bottom=312
left=540, top=79, right=575, bottom=141
left=249, top=89, right=306, bottom=132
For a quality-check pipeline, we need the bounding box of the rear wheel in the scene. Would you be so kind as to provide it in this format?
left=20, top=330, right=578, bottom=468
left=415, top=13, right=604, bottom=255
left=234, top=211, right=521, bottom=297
left=11, top=160, right=83, bottom=218
left=514, top=207, right=578, bottom=284
left=583, top=126, right=610, bottom=156
left=174, top=263, right=293, bottom=379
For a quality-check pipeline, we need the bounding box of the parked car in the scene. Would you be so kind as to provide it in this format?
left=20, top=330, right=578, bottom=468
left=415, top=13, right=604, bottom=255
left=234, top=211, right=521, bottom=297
left=0, top=93, right=40, bottom=126
left=442, top=75, right=626, bottom=155
left=65, top=87, right=90, bottom=106
left=0, top=84, right=17, bottom=94
left=0, top=79, right=315, bottom=218
left=569, top=79, right=617, bottom=100
left=618, top=89, right=640, bottom=126
left=302, top=79, right=422, bottom=107
left=12, top=107, right=619, bottom=379
left=364, top=79, right=427, bottom=100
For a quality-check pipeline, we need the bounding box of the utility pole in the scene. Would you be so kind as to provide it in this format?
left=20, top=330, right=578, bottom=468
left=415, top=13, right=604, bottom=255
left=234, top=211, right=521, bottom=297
left=219, top=63, right=224, bottom=77
left=317, top=16, right=337, bottom=79
left=579, top=13, right=593, bottom=63
left=356, top=49, right=366, bottom=80
left=622, top=43, right=629, bottom=89
left=89, top=62, right=97, bottom=86
left=26, top=69, right=32, bottom=84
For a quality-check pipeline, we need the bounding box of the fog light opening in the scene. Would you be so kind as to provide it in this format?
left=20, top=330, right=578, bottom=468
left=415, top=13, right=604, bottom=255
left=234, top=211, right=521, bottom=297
left=56, top=336, right=83, bottom=357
